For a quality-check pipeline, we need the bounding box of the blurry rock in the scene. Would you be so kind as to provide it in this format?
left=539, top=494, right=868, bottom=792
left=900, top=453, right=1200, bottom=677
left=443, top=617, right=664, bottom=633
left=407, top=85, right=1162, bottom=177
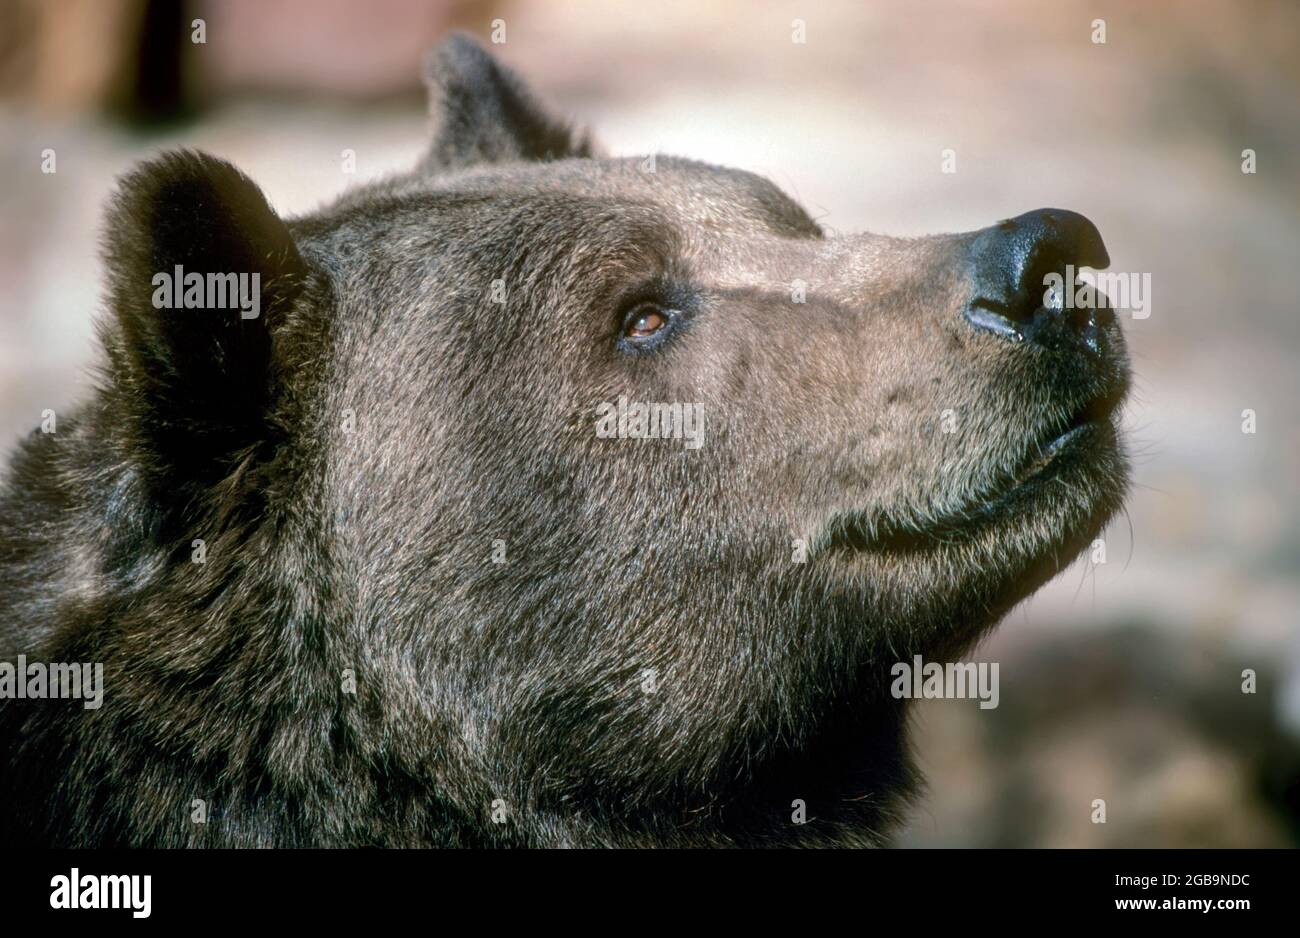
left=900, top=624, right=1299, bottom=847
left=0, top=0, right=140, bottom=115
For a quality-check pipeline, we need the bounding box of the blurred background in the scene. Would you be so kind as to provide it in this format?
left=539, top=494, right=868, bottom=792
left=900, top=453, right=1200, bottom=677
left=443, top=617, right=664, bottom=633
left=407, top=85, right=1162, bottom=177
left=1, top=0, right=1297, bottom=846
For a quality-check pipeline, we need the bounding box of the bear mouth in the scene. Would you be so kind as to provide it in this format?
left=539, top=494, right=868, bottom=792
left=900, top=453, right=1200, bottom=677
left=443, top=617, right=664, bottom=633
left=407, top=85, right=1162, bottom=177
left=822, top=387, right=1126, bottom=555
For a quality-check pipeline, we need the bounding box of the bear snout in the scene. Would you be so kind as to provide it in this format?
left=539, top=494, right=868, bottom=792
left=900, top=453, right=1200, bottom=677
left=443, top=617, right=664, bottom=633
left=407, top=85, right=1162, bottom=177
left=963, top=208, right=1115, bottom=355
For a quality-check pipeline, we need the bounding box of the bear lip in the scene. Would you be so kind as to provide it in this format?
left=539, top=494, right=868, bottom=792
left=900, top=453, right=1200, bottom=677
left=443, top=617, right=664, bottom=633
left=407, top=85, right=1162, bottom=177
left=821, top=384, right=1126, bottom=555
left=1008, top=409, right=1094, bottom=488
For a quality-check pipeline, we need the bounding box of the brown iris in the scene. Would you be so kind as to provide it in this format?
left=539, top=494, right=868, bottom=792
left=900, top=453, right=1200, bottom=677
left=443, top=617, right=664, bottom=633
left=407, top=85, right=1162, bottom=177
left=624, top=305, right=668, bottom=338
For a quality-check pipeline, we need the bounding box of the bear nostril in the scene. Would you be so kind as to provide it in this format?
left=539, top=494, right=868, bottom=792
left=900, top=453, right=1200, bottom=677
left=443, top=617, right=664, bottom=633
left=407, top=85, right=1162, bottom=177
left=966, top=297, right=1024, bottom=342
left=965, top=207, right=1110, bottom=346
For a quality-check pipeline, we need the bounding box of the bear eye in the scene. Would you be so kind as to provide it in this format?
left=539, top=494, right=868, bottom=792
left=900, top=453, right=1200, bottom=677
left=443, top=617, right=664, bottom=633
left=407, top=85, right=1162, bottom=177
left=623, top=303, right=669, bottom=339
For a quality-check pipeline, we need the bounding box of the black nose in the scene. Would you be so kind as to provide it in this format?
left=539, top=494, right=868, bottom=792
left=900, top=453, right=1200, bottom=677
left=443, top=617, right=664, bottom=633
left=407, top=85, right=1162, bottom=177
left=965, top=208, right=1111, bottom=349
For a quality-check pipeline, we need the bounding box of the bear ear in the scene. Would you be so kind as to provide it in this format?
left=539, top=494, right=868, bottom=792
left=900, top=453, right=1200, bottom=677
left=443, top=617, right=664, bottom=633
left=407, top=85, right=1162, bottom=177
left=100, top=149, right=308, bottom=493
left=419, top=31, right=597, bottom=173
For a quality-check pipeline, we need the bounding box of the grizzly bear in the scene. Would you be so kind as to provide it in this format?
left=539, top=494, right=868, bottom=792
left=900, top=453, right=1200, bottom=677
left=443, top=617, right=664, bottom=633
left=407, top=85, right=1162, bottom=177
left=0, top=33, right=1128, bottom=847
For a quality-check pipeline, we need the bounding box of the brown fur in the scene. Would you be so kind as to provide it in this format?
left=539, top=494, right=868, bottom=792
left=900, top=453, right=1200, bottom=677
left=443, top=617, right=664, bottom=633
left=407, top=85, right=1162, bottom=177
left=0, top=34, right=1128, bottom=847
